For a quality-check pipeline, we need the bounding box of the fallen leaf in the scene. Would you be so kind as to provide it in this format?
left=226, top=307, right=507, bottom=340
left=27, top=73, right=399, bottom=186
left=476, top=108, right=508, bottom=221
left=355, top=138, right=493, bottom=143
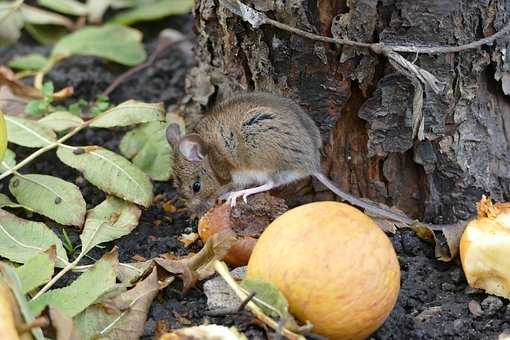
left=117, top=261, right=153, bottom=284
left=410, top=221, right=468, bottom=261
left=156, top=229, right=236, bottom=292
left=74, top=267, right=161, bottom=340
left=178, top=232, right=199, bottom=247
left=0, top=278, right=20, bottom=340
left=131, top=254, right=146, bottom=262
left=41, top=306, right=81, bottom=340
left=0, top=66, right=42, bottom=98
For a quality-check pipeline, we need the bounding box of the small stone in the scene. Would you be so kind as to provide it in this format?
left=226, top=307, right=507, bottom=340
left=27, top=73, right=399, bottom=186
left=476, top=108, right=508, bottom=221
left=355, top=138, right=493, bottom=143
left=481, top=296, right=504, bottom=316
left=442, top=282, right=457, bottom=292
left=468, top=300, right=483, bottom=317
left=453, top=319, right=465, bottom=332
left=449, top=268, right=465, bottom=284
left=203, top=266, right=247, bottom=312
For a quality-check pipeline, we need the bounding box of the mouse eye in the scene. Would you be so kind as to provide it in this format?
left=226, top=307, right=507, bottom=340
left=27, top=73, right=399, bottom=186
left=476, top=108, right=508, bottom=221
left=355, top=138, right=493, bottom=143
left=192, top=180, right=201, bottom=193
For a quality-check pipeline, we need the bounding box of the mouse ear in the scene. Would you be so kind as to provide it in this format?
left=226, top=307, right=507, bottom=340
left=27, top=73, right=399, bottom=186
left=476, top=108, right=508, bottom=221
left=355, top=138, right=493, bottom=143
left=178, top=134, right=207, bottom=161
left=166, top=123, right=182, bottom=146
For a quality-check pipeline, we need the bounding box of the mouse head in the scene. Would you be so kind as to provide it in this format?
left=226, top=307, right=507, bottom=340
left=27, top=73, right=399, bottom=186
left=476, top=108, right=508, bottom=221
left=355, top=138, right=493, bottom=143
left=166, top=124, right=220, bottom=216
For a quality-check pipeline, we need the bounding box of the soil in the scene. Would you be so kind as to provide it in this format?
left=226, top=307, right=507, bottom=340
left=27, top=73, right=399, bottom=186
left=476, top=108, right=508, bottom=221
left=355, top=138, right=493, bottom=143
left=1, top=14, right=509, bottom=340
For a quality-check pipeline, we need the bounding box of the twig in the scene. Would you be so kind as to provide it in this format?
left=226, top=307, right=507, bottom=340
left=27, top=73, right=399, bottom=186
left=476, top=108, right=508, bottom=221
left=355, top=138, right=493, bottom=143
left=101, top=38, right=188, bottom=98
left=222, top=0, right=510, bottom=55
left=220, top=0, right=510, bottom=142
left=213, top=260, right=305, bottom=340
left=237, top=291, right=256, bottom=311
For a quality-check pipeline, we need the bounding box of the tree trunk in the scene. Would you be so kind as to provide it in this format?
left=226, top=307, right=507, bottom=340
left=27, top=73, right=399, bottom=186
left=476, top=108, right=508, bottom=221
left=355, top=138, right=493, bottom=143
left=185, top=0, right=510, bottom=224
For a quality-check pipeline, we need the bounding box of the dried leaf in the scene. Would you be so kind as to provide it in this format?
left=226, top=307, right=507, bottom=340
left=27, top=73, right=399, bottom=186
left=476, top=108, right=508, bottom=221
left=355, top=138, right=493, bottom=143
left=0, top=263, right=45, bottom=339
left=117, top=261, right=153, bottom=284
left=410, top=221, right=468, bottom=261
left=0, top=278, right=20, bottom=340
left=156, top=229, right=236, bottom=291
left=177, top=232, right=199, bottom=247
left=41, top=306, right=81, bottom=340
left=74, top=267, right=161, bottom=340
left=0, top=66, right=43, bottom=99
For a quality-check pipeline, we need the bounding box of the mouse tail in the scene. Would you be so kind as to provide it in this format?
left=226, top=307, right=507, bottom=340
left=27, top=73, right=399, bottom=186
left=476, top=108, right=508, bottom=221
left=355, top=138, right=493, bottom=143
left=312, top=172, right=414, bottom=225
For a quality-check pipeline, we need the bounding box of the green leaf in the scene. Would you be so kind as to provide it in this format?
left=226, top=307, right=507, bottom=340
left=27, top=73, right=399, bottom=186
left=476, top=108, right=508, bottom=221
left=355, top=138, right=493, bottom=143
left=8, top=53, right=49, bottom=71
left=0, top=209, right=68, bottom=267
left=241, top=278, right=291, bottom=319
left=0, top=110, right=7, bottom=162
left=38, top=111, right=84, bottom=132
left=57, top=146, right=153, bottom=207
left=90, top=100, right=164, bottom=128
left=5, top=115, right=57, bottom=147
left=87, top=0, right=111, bottom=23
left=81, top=196, right=141, bottom=254
left=120, top=121, right=172, bottom=181
left=24, top=23, right=69, bottom=45
left=0, top=1, right=23, bottom=46
left=111, top=0, right=193, bottom=25
left=38, top=0, right=88, bottom=16
left=9, top=174, right=86, bottom=227
left=52, top=24, right=146, bottom=66
left=42, top=81, right=54, bottom=97
left=0, top=264, right=45, bottom=340
left=25, top=99, right=49, bottom=117
left=20, top=4, right=74, bottom=28
left=1, top=149, right=16, bottom=171
left=29, top=250, right=118, bottom=317
left=15, top=247, right=56, bottom=294
left=74, top=267, right=160, bottom=339
left=0, top=193, right=22, bottom=209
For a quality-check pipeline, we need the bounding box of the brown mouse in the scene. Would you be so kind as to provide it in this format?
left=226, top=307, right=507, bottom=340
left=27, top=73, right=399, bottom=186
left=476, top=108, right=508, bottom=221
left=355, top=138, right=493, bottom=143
left=166, top=91, right=414, bottom=224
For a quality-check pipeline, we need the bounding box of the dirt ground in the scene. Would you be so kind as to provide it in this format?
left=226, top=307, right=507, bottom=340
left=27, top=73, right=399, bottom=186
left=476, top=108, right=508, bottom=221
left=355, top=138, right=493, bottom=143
left=1, top=15, right=509, bottom=340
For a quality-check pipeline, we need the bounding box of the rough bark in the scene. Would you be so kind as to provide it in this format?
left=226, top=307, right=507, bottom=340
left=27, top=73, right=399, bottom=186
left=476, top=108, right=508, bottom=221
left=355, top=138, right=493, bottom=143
left=185, top=0, right=510, bottom=224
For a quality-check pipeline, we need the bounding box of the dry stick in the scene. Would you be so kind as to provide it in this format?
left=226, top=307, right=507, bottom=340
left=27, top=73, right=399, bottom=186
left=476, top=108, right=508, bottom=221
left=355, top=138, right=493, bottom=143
left=101, top=38, right=187, bottom=98
left=237, top=1, right=510, bottom=55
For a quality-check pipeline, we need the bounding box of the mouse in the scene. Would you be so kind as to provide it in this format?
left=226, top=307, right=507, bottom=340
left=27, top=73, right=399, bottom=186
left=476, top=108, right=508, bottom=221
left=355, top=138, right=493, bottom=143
left=166, top=91, right=415, bottom=225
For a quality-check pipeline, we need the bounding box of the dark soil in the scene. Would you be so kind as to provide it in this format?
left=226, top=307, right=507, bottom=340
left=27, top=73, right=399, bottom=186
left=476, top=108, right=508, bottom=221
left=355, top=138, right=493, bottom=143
left=1, top=15, right=509, bottom=340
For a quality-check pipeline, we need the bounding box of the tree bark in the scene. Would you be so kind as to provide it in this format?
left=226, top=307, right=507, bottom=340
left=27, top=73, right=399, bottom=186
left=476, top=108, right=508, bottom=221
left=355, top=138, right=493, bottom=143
left=185, top=0, right=510, bottom=224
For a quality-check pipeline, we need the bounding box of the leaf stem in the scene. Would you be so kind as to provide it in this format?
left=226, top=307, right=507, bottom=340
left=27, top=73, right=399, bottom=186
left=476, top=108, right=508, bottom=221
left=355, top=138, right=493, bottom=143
left=0, top=121, right=90, bottom=181
left=34, top=54, right=67, bottom=90
left=32, top=253, right=82, bottom=300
